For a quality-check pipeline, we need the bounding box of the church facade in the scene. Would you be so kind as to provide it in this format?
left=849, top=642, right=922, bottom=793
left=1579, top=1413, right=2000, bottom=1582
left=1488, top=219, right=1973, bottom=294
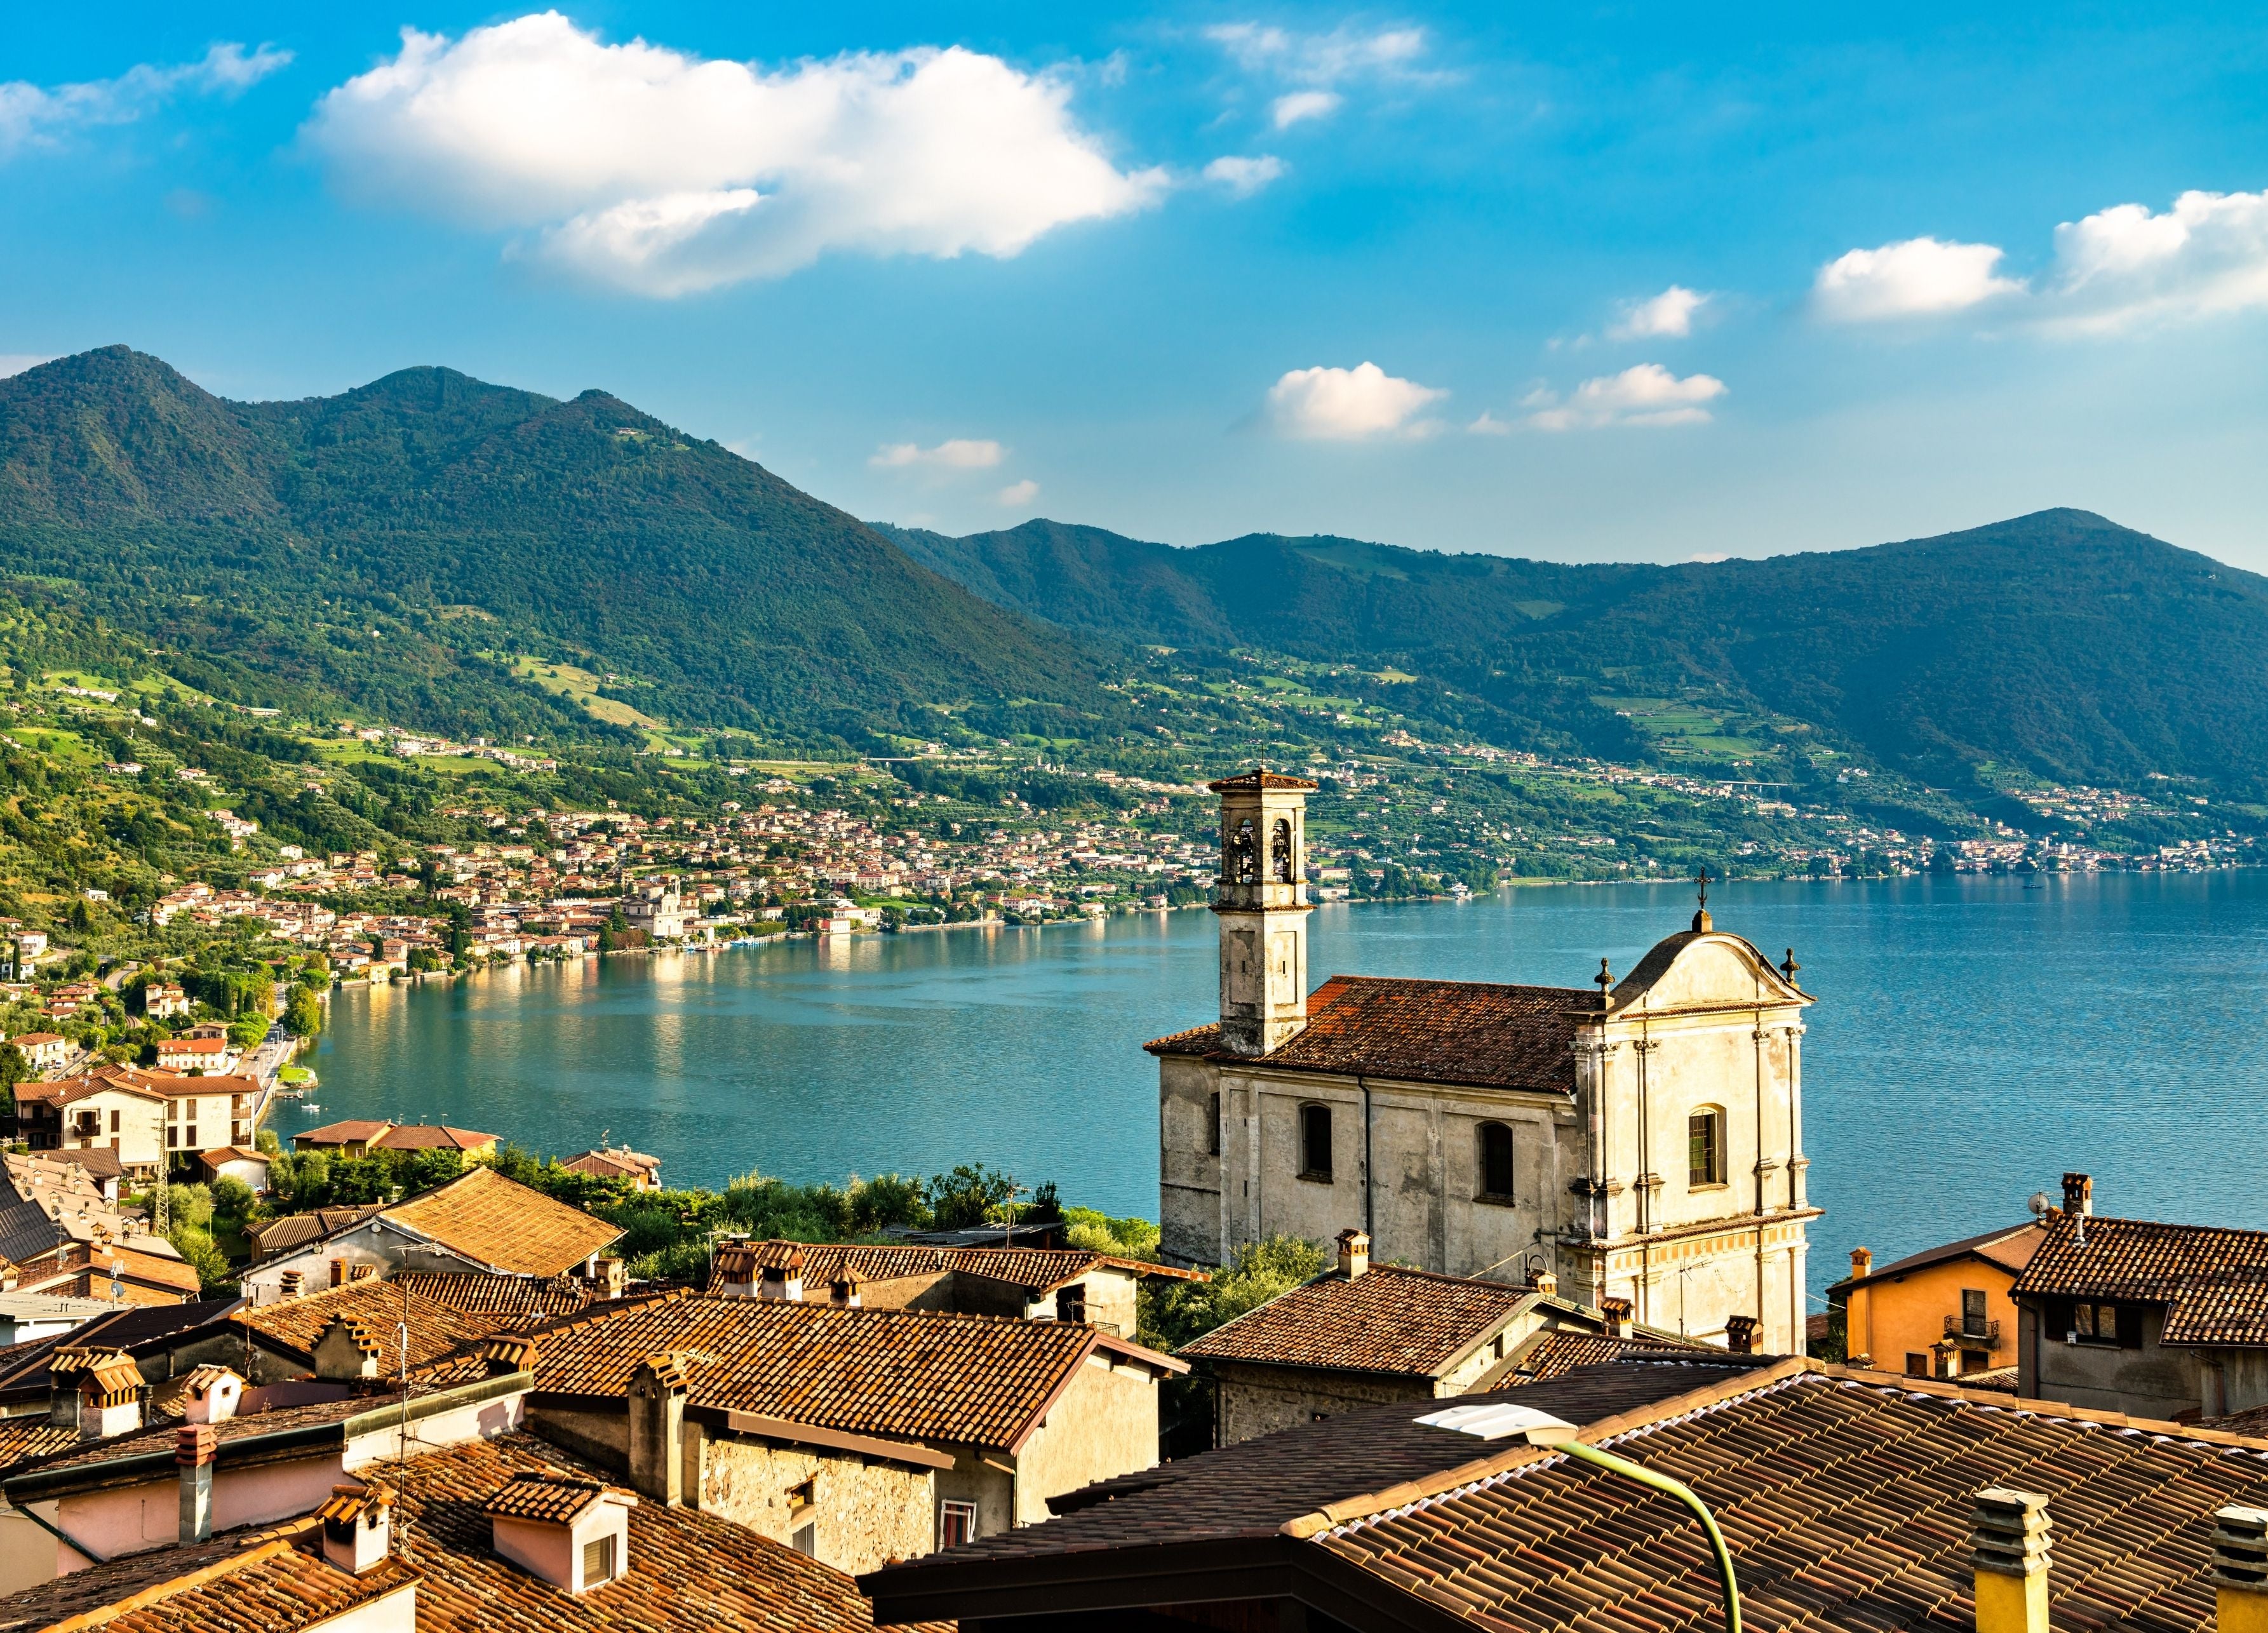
left=1151, top=769, right=1819, bottom=1354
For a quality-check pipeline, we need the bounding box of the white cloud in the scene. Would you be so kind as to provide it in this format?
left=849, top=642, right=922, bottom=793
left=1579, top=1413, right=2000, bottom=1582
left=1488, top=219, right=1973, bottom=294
left=1203, top=154, right=1285, bottom=196
left=2046, top=189, right=2268, bottom=333
left=996, top=478, right=1040, bottom=505
left=0, top=355, right=53, bottom=379
left=870, top=438, right=1004, bottom=470
left=1269, top=91, right=1342, bottom=129
left=1812, top=236, right=2024, bottom=323
left=1526, top=363, right=1726, bottom=430
left=1609, top=285, right=1709, bottom=340
left=1205, top=23, right=1428, bottom=83
left=1265, top=361, right=1446, bottom=440
left=1466, top=411, right=1512, bottom=435
left=1, top=42, right=290, bottom=156
left=304, top=13, right=1165, bottom=296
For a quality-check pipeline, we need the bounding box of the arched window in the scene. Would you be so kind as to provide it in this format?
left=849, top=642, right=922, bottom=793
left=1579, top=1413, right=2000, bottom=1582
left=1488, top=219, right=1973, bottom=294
left=1270, top=817, right=1294, bottom=883
left=1299, top=1103, right=1333, bottom=1181
left=1477, top=1122, right=1515, bottom=1202
left=1688, top=1108, right=1725, bottom=1186
left=1228, top=818, right=1259, bottom=884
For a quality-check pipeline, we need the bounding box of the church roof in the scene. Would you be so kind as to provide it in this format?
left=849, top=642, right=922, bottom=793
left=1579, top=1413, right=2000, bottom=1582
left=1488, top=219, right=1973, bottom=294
left=1205, top=768, right=1317, bottom=793
left=1146, top=976, right=1600, bottom=1094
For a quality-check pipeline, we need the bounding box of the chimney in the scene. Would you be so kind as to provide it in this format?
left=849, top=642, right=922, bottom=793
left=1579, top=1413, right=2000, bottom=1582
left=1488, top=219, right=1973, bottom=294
left=313, top=1315, right=384, bottom=1382
left=1850, top=1246, right=1874, bottom=1280
left=47, top=1349, right=89, bottom=1428
left=829, top=1271, right=864, bottom=1309
left=1336, top=1228, right=1370, bottom=1280
left=178, top=1424, right=217, bottom=1542
left=480, top=1336, right=539, bottom=1379
left=759, top=1249, right=805, bottom=1302
left=1725, top=1314, right=1761, bottom=1355
left=712, top=1241, right=759, bottom=1299
left=278, top=1270, right=303, bottom=1298
left=595, top=1256, right=626, bottom=1300
left=2213, top=1505, right=2268, bottom=1632
left=77, top=1355, right=143, bottom=1439
left=2061, top=1173, right=2093, bottom=1218
left=1600, top=1296, right=1634, bottom=1339
left=1971, top=1488, right=2051, bottom=1633
left=627, top=1352, right=688, bottom=1506
left=181, top=1366, right=243, bottom=1425
left=1531, top=1270, right=1559, bottom=1299
left=318, top=1483, right=394, bottom=1575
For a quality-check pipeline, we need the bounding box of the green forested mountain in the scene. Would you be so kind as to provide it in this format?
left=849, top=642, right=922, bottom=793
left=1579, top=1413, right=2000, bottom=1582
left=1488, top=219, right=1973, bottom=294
left=882, top=510, right=2268, bottom=793
left=0, top=347, right=1097, bottom=743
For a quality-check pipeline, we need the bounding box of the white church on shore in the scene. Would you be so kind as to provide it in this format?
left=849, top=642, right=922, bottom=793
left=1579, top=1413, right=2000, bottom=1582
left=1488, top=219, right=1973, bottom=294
left=1148, top=767, right=1818, bottom=1354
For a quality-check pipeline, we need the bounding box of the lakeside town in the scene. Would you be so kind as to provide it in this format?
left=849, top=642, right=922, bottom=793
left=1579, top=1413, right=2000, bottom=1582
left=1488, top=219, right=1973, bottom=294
left=0, top=767, right=2263, bottom=1632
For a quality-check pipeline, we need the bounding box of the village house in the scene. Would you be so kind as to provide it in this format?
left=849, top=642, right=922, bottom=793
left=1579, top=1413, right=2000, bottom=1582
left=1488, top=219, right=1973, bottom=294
left=2008, top=1172, right=2268, bottom=1421
left=7, top=1077, right=166, bottom=1178
left=197, top=1145, right=273, bottom=1192
left=1151, top=769, right=1817, bottom=1352
left=862, top=1354, right=2268, bottom=1632
left=143, top=983, right=191, bottom=1019
left=291, top=1121, right=499, bottom=1160
left=292, top=1119, right=393, bottom=1158
left=561, top=1145, right=665, bottom=1191
left=8, top=1034, right=73, bottom=1076
left=1177, top=1227, right=1716, bottom=1444
left=1829, top=1216, right=2046, bottom=1383
left=0, top=1298, right=248, bottom=1429
left=232, top=1272, right=598, bottom=1384
left=523, top=1289, right=1184, bottom=1569
left=715, top=1239, right=1203, bottom=1338
left=0, top=1155, right=199, bottom=1305
left=154, top=1035, right=237, bottom=1075
left=237, top=1167, right=624, bottom=1305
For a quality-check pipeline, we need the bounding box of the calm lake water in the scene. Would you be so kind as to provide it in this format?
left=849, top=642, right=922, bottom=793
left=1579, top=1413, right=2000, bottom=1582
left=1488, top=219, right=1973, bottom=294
left=305, top=873, right=2268, bottom=1303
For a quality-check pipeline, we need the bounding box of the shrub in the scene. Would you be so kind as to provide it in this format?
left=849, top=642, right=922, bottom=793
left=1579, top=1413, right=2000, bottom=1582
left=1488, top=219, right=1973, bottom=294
left=1139, top=1233, right=1327, bottom=1352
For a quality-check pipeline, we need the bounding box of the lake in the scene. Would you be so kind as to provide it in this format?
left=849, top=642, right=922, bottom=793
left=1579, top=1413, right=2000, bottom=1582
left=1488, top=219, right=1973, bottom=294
left=304, top=871, right=2268, bottom=1304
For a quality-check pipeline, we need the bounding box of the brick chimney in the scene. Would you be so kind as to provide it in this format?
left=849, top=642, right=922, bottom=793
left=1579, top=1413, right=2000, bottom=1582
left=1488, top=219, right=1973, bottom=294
left=313, top=1315, right=384, bottom=1382
left=1600, top=1296, right=1634, bottom=1339
left=480, top=1336, right=539, bottom=1379
left=1531, top=1270, right=1559, bottom=1299
left=178, top=1424, right=217, bottom=1543
left=2062, top=1173, right=2093, bottom=1217
left=180, top=1366, right=243, bottom=1425
left=759, top=1249, right=805, bottom=1302
left=1725, top=1314, right=1761, bottom=1355
left=318, top=1484, right=394, bottom=1575
left=1972, top=1487, right=2051, bottom=1633
left=2212, top=1505, right=2268, bottom=1633
left=829, top=1271, right=864, bottom=1309
left=1849, top=1246, right=1874, bottom=1280
left=627, top=1352, right=689, bottom=1507
left=1336, top=1228, right=1370, bottom=1280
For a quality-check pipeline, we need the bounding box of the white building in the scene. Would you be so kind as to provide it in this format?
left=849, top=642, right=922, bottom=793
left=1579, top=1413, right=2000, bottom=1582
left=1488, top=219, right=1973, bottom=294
left=1150, top=768, right=1817, bottom=1354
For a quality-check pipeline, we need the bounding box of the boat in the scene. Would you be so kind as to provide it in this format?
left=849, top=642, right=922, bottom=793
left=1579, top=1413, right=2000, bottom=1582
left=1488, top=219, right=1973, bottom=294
left=300, top=1103, right=321, bottom=1113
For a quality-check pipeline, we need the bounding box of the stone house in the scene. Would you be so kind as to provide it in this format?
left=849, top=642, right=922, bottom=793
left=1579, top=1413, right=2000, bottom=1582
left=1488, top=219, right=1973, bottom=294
left=2009, top=1173, right=2268, bottom=1420
left=1152, top=768, right=1818, bottom=1352
left=238, top=1167, right=624, bottom=1306
left=1178, top=1228, right=1715, bottom=1444
left=716, top=1239, right=1204, bottom=1338
left=521, top=1289, right=1184, bottom=1571
left=1828, top=1218, right=2045, bottom=1382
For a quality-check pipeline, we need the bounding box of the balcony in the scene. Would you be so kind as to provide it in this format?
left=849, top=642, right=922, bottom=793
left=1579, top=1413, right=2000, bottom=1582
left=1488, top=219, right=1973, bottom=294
left=1945, top=1315, right=2001, bottom=1346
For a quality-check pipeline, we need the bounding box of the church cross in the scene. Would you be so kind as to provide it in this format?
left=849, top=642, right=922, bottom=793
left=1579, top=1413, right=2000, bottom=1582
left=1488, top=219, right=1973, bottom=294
left=1695, top=866, right=1712, bottom=911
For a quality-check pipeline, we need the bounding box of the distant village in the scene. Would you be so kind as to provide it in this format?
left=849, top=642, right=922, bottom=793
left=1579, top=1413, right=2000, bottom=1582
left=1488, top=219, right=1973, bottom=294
left=0, top=765, right=2262, bottom=1632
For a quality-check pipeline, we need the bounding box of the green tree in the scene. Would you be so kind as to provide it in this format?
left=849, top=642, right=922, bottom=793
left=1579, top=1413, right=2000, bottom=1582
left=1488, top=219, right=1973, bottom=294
left=403, top=1146, right=464, bottom=1193
left=926, top=1162, right=1017, bottom=1230
left=168, top=1224, right=233, bottom=1296
left=1139, top=1234, right=1329, bottom=1352
left=283, top=986, right=323, bottom=1038
left=164, top=1183, right=215, bottom=1232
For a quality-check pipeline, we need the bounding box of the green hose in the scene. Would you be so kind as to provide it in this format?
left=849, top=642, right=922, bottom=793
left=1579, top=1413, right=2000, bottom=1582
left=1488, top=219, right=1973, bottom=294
left=1556, top=1440, right=1744, bottom=1633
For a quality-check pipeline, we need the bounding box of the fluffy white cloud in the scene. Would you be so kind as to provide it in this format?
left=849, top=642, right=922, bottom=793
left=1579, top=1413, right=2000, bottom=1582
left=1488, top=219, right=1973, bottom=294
left=2047, top=189, right=2268, bottom=333
left=1205, top=23, right=1427, bottom=82
left=1526, top=364, right=1726, bottom=430
left=1, top=42, right=290, bottom=156
left=1265, top=362, right=1446, bottom=440
left=870, top=439, right=1004, bottom=470
left=1269, top=91, right=1341, bottom=129
left=304, top=13, right=1165, bottom=295
left=1812, top=236, right=2024, bottom=322
left=996, top=479, right=1040, bottom=505
left=1609, top=285, right=1709, bottom=340
left=1203, top=154, right=1285, bottom=196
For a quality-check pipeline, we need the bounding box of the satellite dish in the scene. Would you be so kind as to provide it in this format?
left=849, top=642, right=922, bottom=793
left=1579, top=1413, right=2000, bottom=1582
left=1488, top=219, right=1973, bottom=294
left=2027, top=1192, right=2054, bottom=1220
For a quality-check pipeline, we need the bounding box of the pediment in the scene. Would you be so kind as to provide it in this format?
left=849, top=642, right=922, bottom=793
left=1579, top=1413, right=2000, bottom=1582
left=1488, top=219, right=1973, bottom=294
left=1606, top=930, right=1808, bottom=1016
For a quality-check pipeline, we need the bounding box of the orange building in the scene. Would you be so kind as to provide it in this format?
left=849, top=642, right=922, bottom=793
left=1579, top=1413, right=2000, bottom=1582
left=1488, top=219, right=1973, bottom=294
left=1828, top=1219, right=2045, bottom=1381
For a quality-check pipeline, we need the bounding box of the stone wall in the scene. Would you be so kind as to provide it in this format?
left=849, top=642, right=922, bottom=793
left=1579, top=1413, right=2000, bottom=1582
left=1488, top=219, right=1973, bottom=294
left=1212, top=1363, right=1435, bottom=1445
left=1010, top=1355, right=1162, bottom=1524
left=699, top=1436, right=933, bottom=1575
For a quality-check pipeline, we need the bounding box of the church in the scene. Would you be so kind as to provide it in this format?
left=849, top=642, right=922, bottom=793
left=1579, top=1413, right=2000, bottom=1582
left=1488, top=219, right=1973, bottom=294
left=1149, top=768, right=1818, bottom=1353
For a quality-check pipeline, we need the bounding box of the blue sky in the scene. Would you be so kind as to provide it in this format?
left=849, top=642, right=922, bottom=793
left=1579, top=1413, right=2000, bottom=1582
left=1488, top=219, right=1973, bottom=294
left=5, top=3, right=2267, bottom=565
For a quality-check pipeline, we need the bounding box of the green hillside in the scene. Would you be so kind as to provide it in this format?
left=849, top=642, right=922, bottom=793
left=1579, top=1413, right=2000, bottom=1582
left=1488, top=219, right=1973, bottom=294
left=881, top=510, right=2268, bottom=795
left=0, top=347, right=1099, bottom=746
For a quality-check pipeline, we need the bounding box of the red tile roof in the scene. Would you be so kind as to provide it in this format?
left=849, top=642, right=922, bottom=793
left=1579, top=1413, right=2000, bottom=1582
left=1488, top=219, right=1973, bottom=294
left=1830, top=1219, right=2048, bottom=1291
left=1148, top=975, right=1599, bottom=1092
left=372, top=1124, right=497, bottom=1152
left=292, top=1120, right=393, bottom=1145
left=2011, top=1211, right=2268, bottom=1345
left=730, top=1239, right=1200, bottom=1294
left=238, top=1276, right=547, bottom=1372
left=382, top=1167, right=622, bottom=1277
left=1502, top=1328, right=1714, bottom=1382
left=1179, top=1265, right=1535, bottom=1377
left=530, top=1291, right=1179, bottom=1453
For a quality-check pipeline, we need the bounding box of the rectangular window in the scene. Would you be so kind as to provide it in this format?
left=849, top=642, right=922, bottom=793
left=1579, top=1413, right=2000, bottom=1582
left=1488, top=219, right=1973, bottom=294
left=1961, top=1289, right=1987, bottom=1333
left=185, top=1126, right=196, bottom=1147
left=166, top=1127, right=178, bottom=1150
left=1688, top=1112, right=1722, bottom=1186
left=1055, top=1284, right=1087, bottom=1324
left=939, top=1500, right=977, bottom=1550
left=109, top=1110, right=120, bottom=1132
left=1960, top=1349, right=1989, bottom=1373
left=1905, top=1352, right=1929, bottom=1377
left=581, top=1534, right=615, bottom=1585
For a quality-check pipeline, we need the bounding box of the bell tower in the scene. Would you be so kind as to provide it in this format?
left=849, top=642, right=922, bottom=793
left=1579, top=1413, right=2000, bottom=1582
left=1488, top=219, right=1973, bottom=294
left=1211, top=769, right=1315, bottom=1056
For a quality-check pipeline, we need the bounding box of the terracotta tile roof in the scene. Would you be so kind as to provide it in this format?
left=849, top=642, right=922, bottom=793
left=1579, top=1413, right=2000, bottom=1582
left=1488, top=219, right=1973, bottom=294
left=7, top=1390, right=385, bottom=1481
left=1502, top=1328, right=1715, bottom=1383
left=1180, top=1265, right=1534, bottom=1376
left=390, top=1270, right=596, bottom=1318
left=80, top=1243, right=203, bottom=1297
left=372, top=1124, right=497, bottom=1152
left=69, top=1538, right=413, bottom=1633
left=245, top=1206, right=384, bottom=1260
left=483, top=1467, right=615, bottom=1524
left=530, top=1291, right=1179, bottom=1452
left=292, top=1120, right=393, bottom=1145
left=868, top=1361, right=2268, bottom=1630
left=0, top=1300, right=245, bottom=1400
left=731, top=1239, right=1199, bottom=1294
left=0, top=1416, right=80, bottom=1478
left=1146, top=975, right=1599, bottom=1093
left=0, top=1521, right=347, bottom=1633
left=2011, top=1211, right=2268, bottom=1345
left=238, top=1276, right=542, bottom=1371
left=381, top=1166, right=622, bottom=1277
left=1829, top=1219, right=2048, bottom=1291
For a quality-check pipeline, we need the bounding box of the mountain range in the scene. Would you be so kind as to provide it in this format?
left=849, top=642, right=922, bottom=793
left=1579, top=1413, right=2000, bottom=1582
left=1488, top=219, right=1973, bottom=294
left=4, top=346, right=2265, bottom=802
